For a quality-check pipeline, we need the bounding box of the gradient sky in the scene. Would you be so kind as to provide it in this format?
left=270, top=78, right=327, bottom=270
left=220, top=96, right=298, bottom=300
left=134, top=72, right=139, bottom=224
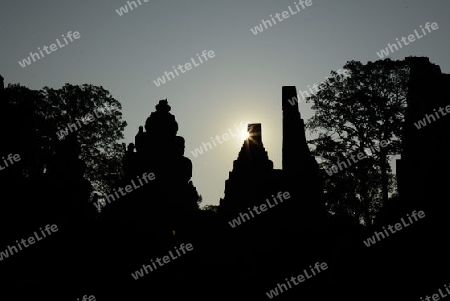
left=1, top=0, right=449, bottom=206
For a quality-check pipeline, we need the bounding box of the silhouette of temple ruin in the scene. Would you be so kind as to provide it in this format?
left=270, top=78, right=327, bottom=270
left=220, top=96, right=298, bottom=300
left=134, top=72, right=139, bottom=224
left=396, top=57, right=450, bottom=216
left=215, top=86, right=330, bottom=299
left=219, top=86, right=326, bottom=231
left=110, top=99, right=201, bottom=236
left=2, top=57, right=450, bottom=300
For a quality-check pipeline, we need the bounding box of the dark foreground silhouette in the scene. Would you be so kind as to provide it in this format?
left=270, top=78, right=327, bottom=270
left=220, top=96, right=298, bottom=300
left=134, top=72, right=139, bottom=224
left=0, top=57, right=449, bottom=300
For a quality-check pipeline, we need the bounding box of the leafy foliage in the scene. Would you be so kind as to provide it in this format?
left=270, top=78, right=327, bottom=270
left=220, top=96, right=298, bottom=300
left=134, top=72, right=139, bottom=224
left=306, top=59, right=409, bottom=225
left=4, top=83, right=127, bottom=198
left=39, top=84, right=127, bottom=196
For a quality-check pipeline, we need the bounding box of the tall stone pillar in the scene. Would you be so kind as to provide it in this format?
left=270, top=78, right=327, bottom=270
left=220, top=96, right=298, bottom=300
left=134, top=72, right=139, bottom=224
left=282, top=86, right=309, bottom=174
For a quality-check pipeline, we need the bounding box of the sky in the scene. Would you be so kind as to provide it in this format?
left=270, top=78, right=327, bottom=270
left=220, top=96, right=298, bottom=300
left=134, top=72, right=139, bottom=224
left=1, top=0, right=449, bottom=207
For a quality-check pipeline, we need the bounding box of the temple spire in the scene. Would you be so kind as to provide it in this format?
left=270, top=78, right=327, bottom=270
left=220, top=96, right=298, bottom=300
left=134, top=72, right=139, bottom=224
left=282, top=86, right=309, bottom=174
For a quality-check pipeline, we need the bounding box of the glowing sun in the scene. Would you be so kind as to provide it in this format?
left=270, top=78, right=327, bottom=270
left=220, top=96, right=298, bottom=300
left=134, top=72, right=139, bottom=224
left=241, top=130, right=249, bottom=140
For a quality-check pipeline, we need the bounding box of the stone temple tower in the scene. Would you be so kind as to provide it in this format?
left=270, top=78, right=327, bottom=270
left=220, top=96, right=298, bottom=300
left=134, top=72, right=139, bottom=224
left=281, top=86, right=324, bottom=228
left=282, top=86, right=316, bottom=175
left=219, top=86, right=325, bottom=230
left=219, top=122, right=283, bottom=218
left=396, top=57, right=450, bottom=213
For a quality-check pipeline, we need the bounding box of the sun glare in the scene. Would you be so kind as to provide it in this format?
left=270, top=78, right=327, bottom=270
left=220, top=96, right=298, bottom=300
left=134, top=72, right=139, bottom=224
left=241, top=130, right=249, bottom=140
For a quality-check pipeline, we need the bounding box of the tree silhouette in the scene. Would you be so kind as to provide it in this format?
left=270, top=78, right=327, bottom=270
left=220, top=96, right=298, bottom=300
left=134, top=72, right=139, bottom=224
left=201, top=203, right=218, bottom=213
left=38, top=83, right=127, bottom=197
left=2, top=84, right=50, bottom=178
left=306, top=58, right=409, bottom=225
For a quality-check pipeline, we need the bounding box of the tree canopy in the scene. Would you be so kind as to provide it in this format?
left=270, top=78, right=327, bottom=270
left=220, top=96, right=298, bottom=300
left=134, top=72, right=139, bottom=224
left=306, top=58, right=410, bottom=225
left=3, top=83, right=127, bottom=198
